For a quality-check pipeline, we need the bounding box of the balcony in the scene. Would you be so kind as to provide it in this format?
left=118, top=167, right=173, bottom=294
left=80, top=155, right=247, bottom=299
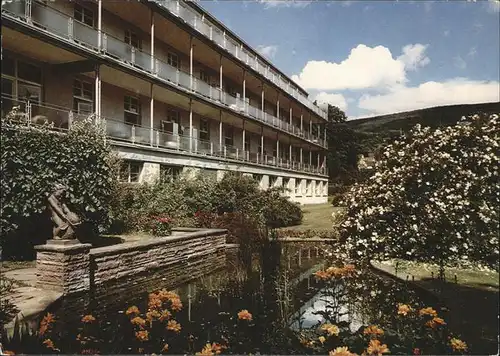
left=1, top=1, right=327, bottom=148
left=1, top=96, right=328, bottom=177
left=154, top=0, right=327, bottom=120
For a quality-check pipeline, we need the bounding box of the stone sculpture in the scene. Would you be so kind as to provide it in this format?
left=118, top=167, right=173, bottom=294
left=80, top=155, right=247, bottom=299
left=48, top=183, right=82, bottom=240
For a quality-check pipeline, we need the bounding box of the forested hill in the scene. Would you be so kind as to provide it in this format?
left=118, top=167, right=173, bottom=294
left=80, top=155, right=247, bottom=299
left=348, top=102, right=500, bottom=133
left=346, top=102, right=500, bottom=154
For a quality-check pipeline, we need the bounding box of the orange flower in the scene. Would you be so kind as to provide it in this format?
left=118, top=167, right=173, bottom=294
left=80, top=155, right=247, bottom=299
left=158, top=290, right=180, bottom=302
left=300, top=337, right=315, bottom=348
left=166, top=320, right=182, bottom=333
left=148, top=295, right=163, bottom=310
left=43, top=339, right=60, bottom=351
left=321, top=323, right=340, bottom=336
left=329, top=346, right=357, bottom=356
left=1, top=350, right=16, bottom=355
left=162, top=343, right=169, bottom=353
left=397, top=304, right=412, bottom=316
left=314, top=270, right=331, bottom=280
left=146, top=310, right=161, bottom=324
left=450, top=338, right=467, bottom=352
left=170, top=298, right=183, bottom=312
left=237, top=309, right=253, bottom=321
left=196, top=344, right=215, bottom=356
left=135, top=330, right=149, bottom=342
left=366, top=339, right=390, bottom=356
left=81, top=314, right=96, bottom=324
left=131, top=316, right=147, bottom=327
left=426, top=317, right=446, bottom=328
left=126, top=306, right=140, bottom=316
left=39, top=313, right=56, bottom=336
left=159, top=309, right=172, bottom=322
left=363, top=325, right=384, bottom=337
left=419, top=307, right=437, bottom=317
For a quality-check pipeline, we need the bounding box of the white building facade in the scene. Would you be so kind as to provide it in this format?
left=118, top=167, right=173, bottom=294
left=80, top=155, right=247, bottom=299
left=1, top=0, right=329, bottom=204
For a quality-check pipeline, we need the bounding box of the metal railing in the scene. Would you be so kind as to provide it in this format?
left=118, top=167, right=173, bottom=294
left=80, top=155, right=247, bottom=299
left=1, top=1, right=327, bottom=147
left=1, top=96, right=327, bottom=176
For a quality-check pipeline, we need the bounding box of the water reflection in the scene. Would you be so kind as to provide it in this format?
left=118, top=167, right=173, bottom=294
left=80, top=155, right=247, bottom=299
left=17, top=240, right=442, bottom=354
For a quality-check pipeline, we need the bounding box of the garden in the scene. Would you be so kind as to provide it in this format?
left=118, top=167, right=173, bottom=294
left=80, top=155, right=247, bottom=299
left=1, top=110, right=499, bottom=355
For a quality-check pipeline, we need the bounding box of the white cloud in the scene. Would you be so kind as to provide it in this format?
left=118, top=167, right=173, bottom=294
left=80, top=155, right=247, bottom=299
left=257, top=45, right=278, bottom=59
left=397, top=44, right=431, bottom=71
left=258, top=0, right=311, bottom=9
left=453, top=56, right=467, bottom=70
left=467, top=47, right=477, bottom=58
left=443, top=29, right=450, bottom=37
left=291, top=43, right=430, bottom=91
left=358, top=79, right=500, bottom=115
left=314, top=92, right=348, bottom=111
left=486, top=0, right=500, bottom=13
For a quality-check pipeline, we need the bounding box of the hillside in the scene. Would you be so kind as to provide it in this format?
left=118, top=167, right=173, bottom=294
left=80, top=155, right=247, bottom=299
left=346, top=102, right=500, bottom=154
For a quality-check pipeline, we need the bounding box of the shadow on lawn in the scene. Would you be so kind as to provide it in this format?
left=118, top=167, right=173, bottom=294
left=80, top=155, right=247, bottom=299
left=417, top=278, right=499, bottom=355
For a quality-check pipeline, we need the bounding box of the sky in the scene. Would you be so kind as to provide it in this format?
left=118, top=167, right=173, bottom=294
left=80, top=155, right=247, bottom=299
left=199, top=0, right=500, bottom=119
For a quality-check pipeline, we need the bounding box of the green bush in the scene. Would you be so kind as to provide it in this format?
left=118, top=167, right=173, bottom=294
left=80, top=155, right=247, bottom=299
left=1, top=116, right=118, bottom=257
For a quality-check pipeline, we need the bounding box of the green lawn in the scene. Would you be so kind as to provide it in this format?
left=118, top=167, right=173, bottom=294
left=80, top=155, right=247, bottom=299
left=286, top=200, right=344, bottom=231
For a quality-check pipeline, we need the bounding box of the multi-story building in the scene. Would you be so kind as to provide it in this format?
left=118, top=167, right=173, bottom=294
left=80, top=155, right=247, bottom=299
left=1, top=0, right=329, bottom=204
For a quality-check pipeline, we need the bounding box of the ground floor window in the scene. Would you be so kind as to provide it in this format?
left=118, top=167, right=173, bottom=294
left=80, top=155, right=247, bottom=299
left=295, top=179, right=301, bottom=196
left=119, top=161, right=142, bottom=183
left=160, top=164, right=182, bottom=182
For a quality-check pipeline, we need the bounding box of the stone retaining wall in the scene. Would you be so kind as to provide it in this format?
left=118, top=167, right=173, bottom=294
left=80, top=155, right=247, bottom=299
left=35, top=228, right=228, bottom=294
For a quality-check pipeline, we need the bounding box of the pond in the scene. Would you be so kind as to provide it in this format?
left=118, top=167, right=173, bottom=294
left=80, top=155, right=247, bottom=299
left=6, top=241, right=469, bottom=355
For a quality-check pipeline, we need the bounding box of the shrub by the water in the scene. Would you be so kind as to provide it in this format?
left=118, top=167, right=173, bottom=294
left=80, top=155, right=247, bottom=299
left=0, top=116, right=118, bottom=258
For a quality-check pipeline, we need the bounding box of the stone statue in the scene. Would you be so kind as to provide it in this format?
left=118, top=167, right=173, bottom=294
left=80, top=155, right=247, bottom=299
left=48, top=184, right=82, bottom=240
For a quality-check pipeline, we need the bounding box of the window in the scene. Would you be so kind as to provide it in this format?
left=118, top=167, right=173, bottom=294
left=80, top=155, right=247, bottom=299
left=199, top=70, right=210, bottom=83
left=74, top=3, right=94, bottom=27
left=1, top=57, right=42, bottom=106
left=166, top=108, right=180, bottom=124
left=73, top=79, right=93, bottom=114
left=244, top=135, right=250, bottom=152
left=306, top=180, right=312, bottom=196
left=119, top=161, right=142, bottom=183
left=269, top=176, right=277, bottom=187
left=160, top=164, right=182, bottom=182
left=199, top=119, right=210, bottom=141
left=125, top=29, right=141, bottom=49
left=283, top=178, right=290, bottom=193
left=295, top=179, right=301, bottom=196
left=224, top=126, right=234, bottom=147
left=124, top=95, right=141, bottom=125
left=167, top=52, right=179, bottom=68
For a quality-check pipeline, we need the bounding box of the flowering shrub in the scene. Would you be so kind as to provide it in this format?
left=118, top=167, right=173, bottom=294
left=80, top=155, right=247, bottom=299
left=148, top=215, right=173, bottom=236
left=336, top=113, right=500, bottom=271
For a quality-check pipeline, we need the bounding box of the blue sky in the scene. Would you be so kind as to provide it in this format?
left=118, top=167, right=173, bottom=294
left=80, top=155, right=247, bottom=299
left=200, top=0, right=500, bottom=118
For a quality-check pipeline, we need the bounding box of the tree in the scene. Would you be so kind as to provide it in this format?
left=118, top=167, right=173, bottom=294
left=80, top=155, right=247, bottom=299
left=336, top=113, right=500, bottom=272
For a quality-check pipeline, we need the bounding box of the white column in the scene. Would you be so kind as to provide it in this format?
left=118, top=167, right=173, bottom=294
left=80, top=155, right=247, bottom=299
left=219, top=111, right=223, bottom=148
left=289, top=144, right=292, bottom=162
left=150, top=83, right=154, bottom=144
left=150, top=10, right=155, bottom=72
left=189, top=36, right=193, bottom=90
left=276, top=97, right=280, bottom=119
left=261, top=134, right=264, bottom=157
left=219, top=55, right=223, bottom=90
left=276, top=139, right=279, bottom=163
left=261, top=83, right=264, bottom=111
left=189, top=99, right=193, bottom=151
left=324, top=126, right=327, bottom=146
left=242, top=70, right=246, bottom=110
left=94, top=65, right=101, bottom=118
left=300, top=114, right=303, bottom=131
left=242, top=120, right=246, bottom=153
left=309, top=151, right=312, bottom=166
left=309, top=120, right=312, bottom=134
left=300, top=148, right=303, bottom=165
left=317, top=153, right=320, bottom=169
left=97, top=0, right=102, bottom=49
left=289, top=107, right=292, bottom=126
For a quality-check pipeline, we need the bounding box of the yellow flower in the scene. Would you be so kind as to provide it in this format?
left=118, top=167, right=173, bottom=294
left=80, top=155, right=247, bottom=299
left=131, top=316, right=147, bottom=327
left=366, top=339, right=390, bottom=355
left=166, top=319, right=182, bottom=333
left=318, top=336, right=326, bottom=344
left=329, top=346, right=357, bottom=356
left=426, top=317, right=446, bottom=328
left=43, top=339, right=60, bottom=351
left=81, top=314, right=96, bottom=324
left=170, top=298, right=183, bottom=312
left=363, top=325, right=384, bottom=337
left=135, top=330, right=149, bottom=342
left=126, top=306, right=140, bottom=316
left=321, top=323, right=340, bottom=336
left=450, top=338, right=468, bottom=352
left=162, top=343, right=169, bottom=353
left=237, top=309, right=253, bottom=321
left=146, top=309, right=161, bottom=323
left=397, top=304, right=412, bottom=316
left=159, top=309, right=172, bottom=322
left=419, top=307, right=437, bottom=317
left=196, top=343, right=215, bottom=356
left=300, top=338, right=315, bottom=348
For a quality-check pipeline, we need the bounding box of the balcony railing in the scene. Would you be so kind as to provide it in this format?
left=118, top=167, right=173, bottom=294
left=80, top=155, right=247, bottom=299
left=2, top=1, right=328, bottom=148
left=152, top=0, right=327, bottom=120
left=1, top=96, right=328, bottom=176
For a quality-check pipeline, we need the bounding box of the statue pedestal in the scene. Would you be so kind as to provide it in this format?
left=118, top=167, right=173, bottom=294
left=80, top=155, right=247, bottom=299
left=35, top=240, right=92, bottom=295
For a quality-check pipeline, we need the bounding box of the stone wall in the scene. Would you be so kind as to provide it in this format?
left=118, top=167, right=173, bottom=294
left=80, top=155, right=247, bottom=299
left=35, top=228, right=228, bottom=294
